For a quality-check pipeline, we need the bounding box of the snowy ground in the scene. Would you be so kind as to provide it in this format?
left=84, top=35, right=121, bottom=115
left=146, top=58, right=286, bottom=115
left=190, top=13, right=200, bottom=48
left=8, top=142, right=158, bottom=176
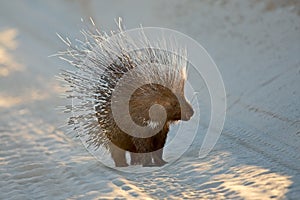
left=0, top=0, right=299, bottom=199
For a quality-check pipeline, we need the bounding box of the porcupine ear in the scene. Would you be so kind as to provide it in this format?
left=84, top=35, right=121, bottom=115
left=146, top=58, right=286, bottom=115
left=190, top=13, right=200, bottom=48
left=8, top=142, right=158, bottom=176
left=178, top=66, right=187, bottom=93
left=181, top=66, right=187, bottom=81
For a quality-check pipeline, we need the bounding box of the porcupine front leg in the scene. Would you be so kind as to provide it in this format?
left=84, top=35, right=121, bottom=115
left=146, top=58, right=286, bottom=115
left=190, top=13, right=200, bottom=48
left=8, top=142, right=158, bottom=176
left=132, top=129, right=169, bottom=167
left=141, top=153, right=155, bottom=167
left=132, top=138, right=154, bottom=167
left=130, top=152, right=142, bottom=165
left=130, top=152, right=155, bottom=167
left=109, top=142, right=128, bottom=167
left=152, top=149, right=167, bottom=166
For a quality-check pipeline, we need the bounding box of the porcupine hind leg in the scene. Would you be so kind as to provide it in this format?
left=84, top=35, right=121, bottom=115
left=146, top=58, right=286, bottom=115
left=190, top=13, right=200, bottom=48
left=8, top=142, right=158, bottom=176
left=151, top=128, right=168, bottom=166
left=109, top=142, right=128, bottom=167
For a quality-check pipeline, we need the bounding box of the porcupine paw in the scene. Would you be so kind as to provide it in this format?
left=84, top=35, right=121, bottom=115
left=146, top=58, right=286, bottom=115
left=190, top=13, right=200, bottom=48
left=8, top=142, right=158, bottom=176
left=142, top=160, right=167, bottom=167
left=142, top=162, right=157, bottom=167
left=115, top=162, right=129, bottom=167
left=153, top=158, right=168, bottom=166
left=130, top=160, right=142, bottom=165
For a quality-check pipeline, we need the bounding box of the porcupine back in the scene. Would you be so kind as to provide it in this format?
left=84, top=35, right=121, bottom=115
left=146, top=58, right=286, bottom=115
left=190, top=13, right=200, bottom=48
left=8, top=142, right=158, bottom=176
left=57, top=19, right=190, bottom=154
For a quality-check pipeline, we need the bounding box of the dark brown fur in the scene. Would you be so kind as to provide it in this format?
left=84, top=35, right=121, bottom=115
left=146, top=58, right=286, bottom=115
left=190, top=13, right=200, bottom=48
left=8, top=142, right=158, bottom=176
left=100, top=83, right=193, bottom=167
left=94, top=50, right=193, bottom=167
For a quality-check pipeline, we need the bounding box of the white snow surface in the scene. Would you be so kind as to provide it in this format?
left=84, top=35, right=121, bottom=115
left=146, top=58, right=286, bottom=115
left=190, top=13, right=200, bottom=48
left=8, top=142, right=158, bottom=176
left=0, top=0, right=299, bottom=199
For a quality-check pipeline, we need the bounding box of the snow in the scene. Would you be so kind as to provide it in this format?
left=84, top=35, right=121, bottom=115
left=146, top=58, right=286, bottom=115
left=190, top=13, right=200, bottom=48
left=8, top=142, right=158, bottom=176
left=0, top=0, right=299, bottom=199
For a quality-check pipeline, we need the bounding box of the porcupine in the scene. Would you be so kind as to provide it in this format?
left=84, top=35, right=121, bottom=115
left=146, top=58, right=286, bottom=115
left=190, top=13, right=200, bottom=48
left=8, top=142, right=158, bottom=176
left=58, top=19, right=194, bottom=167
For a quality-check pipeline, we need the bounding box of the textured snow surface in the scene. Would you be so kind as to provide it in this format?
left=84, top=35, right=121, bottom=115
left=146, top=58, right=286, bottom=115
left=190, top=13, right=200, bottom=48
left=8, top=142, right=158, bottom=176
left=0, top=0, right=299, bottom=199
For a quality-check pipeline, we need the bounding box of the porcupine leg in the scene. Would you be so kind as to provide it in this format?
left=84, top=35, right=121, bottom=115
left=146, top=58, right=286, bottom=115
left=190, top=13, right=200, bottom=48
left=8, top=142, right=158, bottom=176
left=141, top=140, right=156, bottom=167
left=152, top=149, right=168, bottom=166
left=151, top=128, right=168, bottom=166
left=141, top=153, right=154, bottom=167
left=132, top=138, right=154, bottom=167
left=130, top=152, right=154, bottom=166
left=109, top=143, right=128, bottom=167
left=130, top=152, right=142, bottom=165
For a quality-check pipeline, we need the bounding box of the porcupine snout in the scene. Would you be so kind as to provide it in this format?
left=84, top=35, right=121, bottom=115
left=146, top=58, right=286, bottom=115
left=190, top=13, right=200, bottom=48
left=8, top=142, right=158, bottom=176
left=178, top=96, right=194, bottom=121
left=164, top=93, right=193, bottom=122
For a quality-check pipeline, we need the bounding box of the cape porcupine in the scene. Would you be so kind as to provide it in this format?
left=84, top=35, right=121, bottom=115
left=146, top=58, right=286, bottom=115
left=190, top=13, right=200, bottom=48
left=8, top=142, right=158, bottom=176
left=58, top=19, right=194, bottom=167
